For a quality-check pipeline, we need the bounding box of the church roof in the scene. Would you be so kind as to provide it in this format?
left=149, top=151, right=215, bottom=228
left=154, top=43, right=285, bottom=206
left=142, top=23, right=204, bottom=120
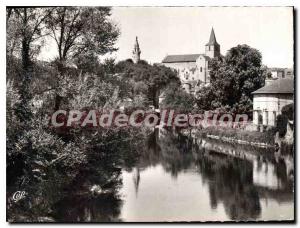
left=252, top=78, right=294, bottom=95
left=206, top=28, right=219, bottom=46
left=162, top=54, right=200, bottom=63
left=162, top=54, right=210, bottom=63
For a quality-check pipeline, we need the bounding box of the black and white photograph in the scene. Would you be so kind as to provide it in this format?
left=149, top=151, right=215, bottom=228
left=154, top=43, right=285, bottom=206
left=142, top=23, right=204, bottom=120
left=5, top=5, right=294, bottom=222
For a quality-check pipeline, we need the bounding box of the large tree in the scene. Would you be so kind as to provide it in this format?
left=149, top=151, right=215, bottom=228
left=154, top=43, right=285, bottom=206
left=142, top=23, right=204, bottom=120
left=47, top=7, right=119, bottom=63
left=197, top=44, right=268, bottom=113
left=7, top=8, right=53, bottom=122
left=161, top=82, right=195, bottom=113
left=46, top=7, right=120, bottom=110
left=115, top=60, right=179, bottom=108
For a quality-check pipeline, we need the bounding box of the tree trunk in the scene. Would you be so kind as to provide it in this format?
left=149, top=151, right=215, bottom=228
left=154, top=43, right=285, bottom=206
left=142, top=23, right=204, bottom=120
left=54, top=94, right=63, bottom=111
left=54, top=59, right=66, bottom=111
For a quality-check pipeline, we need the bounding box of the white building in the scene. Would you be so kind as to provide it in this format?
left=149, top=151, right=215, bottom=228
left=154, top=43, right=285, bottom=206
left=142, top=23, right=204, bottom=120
left=252, top=78, right=294, bottom=126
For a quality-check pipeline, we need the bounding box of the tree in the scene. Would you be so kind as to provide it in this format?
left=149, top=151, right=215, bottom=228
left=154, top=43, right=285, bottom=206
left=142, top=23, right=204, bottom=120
left=7, top=8, right=53, bottom=123
left=7, top=8, right=52, bottom=66
left=197, top=45, right=268, bottom=113
left=281, top=103, right=294, bottom=121
left=161, top=82, right=195, bottom=113
left=45, top=7, right=119, bottom=110
left=7, top=8, right=147, bottom=222
left=196, top=86, right=216, bottom=110
left=47, top=7, right=119, bottom=63
left=115, top=60, right=179, bottom=108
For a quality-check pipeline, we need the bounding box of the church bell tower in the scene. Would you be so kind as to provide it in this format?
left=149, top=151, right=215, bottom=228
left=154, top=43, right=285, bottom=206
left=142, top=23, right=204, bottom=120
left=205, top=28, right=220, bottom=58
left=132, top=36, right=141, bottom=63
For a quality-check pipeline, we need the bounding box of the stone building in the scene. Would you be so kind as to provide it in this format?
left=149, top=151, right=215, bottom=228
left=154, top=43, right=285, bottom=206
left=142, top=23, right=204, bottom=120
left=161, top=28, right=221, bottom=94
left=252, top=78, right=294, bottom=126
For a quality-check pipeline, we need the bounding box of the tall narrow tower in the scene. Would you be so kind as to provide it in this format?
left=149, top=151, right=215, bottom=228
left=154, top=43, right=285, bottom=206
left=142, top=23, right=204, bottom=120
left=132, top=36, right=141, bottom=63
left=205, top=28, right=220, bottom=58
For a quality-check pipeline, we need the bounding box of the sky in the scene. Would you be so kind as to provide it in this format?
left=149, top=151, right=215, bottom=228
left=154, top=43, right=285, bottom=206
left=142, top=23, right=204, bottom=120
left=40, top=7, right=294, bottom=68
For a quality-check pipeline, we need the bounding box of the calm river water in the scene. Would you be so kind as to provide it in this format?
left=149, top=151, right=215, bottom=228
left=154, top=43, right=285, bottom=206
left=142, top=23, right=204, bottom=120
left=118, top=129, right=294, bottom=222
left=52, top=129, right=294, bottom=222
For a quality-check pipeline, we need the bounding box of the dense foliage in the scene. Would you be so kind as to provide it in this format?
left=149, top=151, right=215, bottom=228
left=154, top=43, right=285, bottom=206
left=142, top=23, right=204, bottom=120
left=6, top=7, right=148, bottom=222
left=115, top=59, right=180, bottom=108
left=160, top=82, right=196, bottom=113
left=197, top=45, right=269, bottom=113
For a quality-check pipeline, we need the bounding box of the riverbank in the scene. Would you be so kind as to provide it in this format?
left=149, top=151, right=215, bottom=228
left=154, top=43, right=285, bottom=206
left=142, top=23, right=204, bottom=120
left=186, top=126, right=276, bottom=148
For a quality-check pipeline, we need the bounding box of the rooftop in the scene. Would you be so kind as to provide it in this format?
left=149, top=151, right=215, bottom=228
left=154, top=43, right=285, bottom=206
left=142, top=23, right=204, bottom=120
left=162, top=54, right=210, bottom=63
left=206, top=28, right=219, bottom=46
left=252, top=78, right=294, bottom=95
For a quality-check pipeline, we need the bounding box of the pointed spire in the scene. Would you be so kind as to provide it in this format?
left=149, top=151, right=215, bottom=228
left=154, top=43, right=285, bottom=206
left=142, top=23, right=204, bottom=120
left=206, top=27, right=218, bottom=45
left=133, top=36, right=140, bottom=53
left=132, top=36, right=141, bottom=63
left=205, top=28, right=220, bottom=58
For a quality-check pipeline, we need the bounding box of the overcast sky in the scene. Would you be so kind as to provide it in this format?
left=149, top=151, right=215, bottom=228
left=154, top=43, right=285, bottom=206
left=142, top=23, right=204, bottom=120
left=40, top=7, right=293, bottom=68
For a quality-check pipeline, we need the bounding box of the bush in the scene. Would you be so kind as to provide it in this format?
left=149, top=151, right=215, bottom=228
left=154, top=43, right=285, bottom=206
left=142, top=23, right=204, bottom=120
left=281, top=103, right=294, bottom=121
left=276, top=114, right=288, bottom=138
left=202, top=126, right=275, bottom=145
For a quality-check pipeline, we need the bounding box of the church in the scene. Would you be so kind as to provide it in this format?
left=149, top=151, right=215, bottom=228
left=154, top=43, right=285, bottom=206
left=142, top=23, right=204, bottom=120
left=161, top=28, right=221, bottom=94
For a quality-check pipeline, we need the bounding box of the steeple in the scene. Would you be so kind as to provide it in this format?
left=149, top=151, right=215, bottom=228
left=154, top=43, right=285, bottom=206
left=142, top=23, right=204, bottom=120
left=206, top=27, right=218, bottom=45
left=205, top=27, right=220, bottom=58
left=132, top=36, right=141, bottom=63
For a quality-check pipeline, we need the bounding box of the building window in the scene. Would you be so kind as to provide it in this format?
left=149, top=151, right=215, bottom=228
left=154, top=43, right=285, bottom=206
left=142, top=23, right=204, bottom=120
left=200, top=67, right=203, bottom=72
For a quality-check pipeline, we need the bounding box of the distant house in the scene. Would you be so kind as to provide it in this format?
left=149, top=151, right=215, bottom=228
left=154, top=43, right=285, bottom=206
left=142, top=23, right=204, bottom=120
left=270, top=67, right=294, bottom=79
left=265, top=67, right=294, bottom=85
left=252, top=78, right=294, bottom=126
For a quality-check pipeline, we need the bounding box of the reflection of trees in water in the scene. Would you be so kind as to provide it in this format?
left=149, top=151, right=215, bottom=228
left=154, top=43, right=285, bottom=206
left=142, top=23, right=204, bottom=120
left=254, top=156, right=294, bottom=203
left=50, top=147, right=124, bottom=222
left=53, top=193, right=122, bottom=222
left=49, top=129, right=293, bottom=222
left=140, top=129, right=196, bottom=178
left=133, top=167, right=140, bottom=197
left=197, top=153, right=261, bottom=220
left=138, top=129, right=293, bottom=221
left=50, top=129, right=144, bottom=222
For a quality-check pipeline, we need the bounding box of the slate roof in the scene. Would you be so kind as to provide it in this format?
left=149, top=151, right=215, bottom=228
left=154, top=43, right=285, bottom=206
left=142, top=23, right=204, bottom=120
left=206, top=28, right=219, bottom=46
left=252, top=78, right=294, bottom=95
left=162, top=54, right=211, bottom=63
left=162, top=54, right=200, bottom=63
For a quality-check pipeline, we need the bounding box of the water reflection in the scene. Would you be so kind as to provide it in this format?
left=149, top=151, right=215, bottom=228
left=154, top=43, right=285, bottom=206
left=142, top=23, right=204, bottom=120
left=53, top=193, right=123, bottom=222
left=52, top=128, right=293, bottom=222
left=120, top=129, right=293, bottom=221
left=197, top=152, right=261, bottom=220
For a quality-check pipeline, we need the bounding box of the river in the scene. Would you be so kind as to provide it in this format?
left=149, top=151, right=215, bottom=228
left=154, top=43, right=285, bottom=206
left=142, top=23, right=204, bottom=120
left=52, top=128, right=294, bottom=222
left=119, top=129, right=294, bottom=222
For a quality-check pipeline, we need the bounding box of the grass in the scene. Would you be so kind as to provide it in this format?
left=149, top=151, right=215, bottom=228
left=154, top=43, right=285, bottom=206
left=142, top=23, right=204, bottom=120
left=198, top=126, right=275, bottom=145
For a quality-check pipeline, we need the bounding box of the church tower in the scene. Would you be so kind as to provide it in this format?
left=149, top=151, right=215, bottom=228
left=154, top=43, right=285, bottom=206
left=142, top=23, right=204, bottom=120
left=205, top=28, right=220, bottom=58
left=132, top=36, right=141, bottom=63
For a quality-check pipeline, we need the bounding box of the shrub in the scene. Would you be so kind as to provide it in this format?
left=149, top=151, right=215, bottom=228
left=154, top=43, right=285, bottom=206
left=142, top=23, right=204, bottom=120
left=281, top=103, right=294, bottom=121
left=276, top=114, right=288, bottom=138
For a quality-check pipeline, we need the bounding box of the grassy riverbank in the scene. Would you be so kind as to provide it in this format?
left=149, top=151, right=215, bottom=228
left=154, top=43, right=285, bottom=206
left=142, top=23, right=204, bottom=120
left=196, top=126, right=276, bottom=145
